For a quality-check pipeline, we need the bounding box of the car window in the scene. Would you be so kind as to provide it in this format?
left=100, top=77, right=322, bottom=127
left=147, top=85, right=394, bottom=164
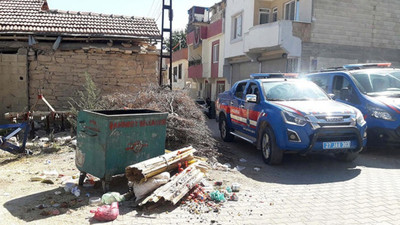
left=234, top=82, right=247, bottom=99
left=309, top=75, right=329, bottom=92
left=333, top=76, right=351, bottom=96
left=351, top=70, right=400, bottom=96
left=246, top=82, right=260, bottom=102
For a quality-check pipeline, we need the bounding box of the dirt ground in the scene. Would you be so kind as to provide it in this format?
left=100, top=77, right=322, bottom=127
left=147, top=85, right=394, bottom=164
left=0, top=135, right=247, bottom=225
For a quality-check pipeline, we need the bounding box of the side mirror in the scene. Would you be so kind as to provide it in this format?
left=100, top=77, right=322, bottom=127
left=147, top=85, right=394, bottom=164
left=328, top=93, right=335, bottom=99
left=246, top=94, right=257, bottom=103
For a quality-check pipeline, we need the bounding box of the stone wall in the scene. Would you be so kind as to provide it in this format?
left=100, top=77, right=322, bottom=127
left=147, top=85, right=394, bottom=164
left=28, top=46, right=159, bottom=111
left=312, top=0, right=400, bottom=49
left=0, top=49, right=28, bottom=123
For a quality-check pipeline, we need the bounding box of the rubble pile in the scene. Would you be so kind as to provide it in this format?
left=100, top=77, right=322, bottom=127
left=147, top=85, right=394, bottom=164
left=102, top=85, right=218, bottom=159
left=125, top=146, right=240, bottom=214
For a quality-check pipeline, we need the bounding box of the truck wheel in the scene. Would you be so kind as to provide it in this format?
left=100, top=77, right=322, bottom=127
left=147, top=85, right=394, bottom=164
left=334, top=152, right=359, bottom=162
left=219, top=114, right=234, bottom=142
left=261, top=127, right=283, bottom=165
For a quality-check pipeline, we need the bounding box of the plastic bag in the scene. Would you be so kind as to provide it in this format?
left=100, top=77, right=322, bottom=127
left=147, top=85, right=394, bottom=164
left=210, top=190, right=225, bottom=202
left=133, top=172, right=170, bottom=200
left=101, top=192, right=125, bottom=205
left=90, top=202, right=119, bottom=222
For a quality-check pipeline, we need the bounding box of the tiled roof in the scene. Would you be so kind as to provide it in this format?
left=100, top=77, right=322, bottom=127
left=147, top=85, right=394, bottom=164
left=0, top=0, right=160, bottom=39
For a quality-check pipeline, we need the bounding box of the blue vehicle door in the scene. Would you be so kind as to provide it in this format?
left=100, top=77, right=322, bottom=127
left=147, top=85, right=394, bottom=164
left=331, top=74, right=363, bottom=111
left=242, top=82, right=263, bottom=137
left=230, top=81, right=247, bottom=132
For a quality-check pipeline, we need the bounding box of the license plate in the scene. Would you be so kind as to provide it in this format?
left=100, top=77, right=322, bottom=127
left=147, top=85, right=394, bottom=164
left=323, top=141, right=351, bottom=149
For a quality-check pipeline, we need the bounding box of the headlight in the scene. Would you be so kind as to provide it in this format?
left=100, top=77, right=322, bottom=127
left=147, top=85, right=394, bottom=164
left=356, top=110, right=366, bottom=126
left=367, top=105, right=394, bottom=121
left=282, top=111, right=307, bottom=126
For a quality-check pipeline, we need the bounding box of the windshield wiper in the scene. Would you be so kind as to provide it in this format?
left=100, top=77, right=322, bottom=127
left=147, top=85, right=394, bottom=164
left=267, top=98, right=284, bottom=101
left=288, top=98, right=311, bottom=101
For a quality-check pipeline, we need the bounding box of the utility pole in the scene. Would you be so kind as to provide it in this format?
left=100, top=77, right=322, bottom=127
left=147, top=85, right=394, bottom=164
left=159, top=0, right=173, bottom=90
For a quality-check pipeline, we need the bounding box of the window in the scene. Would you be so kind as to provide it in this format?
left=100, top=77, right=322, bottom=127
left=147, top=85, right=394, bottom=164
left=233, top=13, right=242, bottom=40
left=272, top=7, right=278, bottom=22
left=178, top=64, right=182, bottom=79
left=259, top=8, right=270, bottom=24
left=333, top=76, right=359, bottom=104
left=173, top=66, right=177, bottom=82
left=212, top=44, right=219, bottom=63
left=246, top=82, right=260, bottom=102
left=234, top=82, right=247, bottom=99
left=284, top=0, right=296, bottom=21
left=309, top=75, right=330, bottom=92
left=286, top=58, right=298, bottom=73
left=217, top=81, right=225, bottom=95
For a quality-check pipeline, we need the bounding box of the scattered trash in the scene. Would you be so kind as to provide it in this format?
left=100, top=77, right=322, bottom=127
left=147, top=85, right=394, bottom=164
left=70, top=140, right=77, bottom=147
left=101, top=192, right=125, bottom=205
left=231, top=183, right=241, bottom=192
left=210, top=190, right=225, bottom=202
left=226, top=186, right=232, bottom=193
left=89, top=197, right=102, bottom=206
left=36, top=204, right=50, bottom=209
left=54, top=191, right=62, bottom=195
left=64, top=183, right=75, bottom=193
left=214, top=181, right=223, bottom=186
left=132, top=172, right=170, bottom=200
left=71, top=186, right=81, bottom=197
left=44, top=160, right=51, bottom=165
left=85, top=193, right=91, bottom=197
left=234, top=166, right=246, bottom=172
left=223, top=163, right=231, bottom=169
left=239, top=158, right=247, bottom=163
left=254, top=167, right=261, bottom=172
left=41, top=179, right=54, bottom=184
left=51, top=209, right=60, bottom=215
left=52, top=203, right=60, bottom=208
left=229, top=193, right=239, bottom=201
left=31, top=175, right=46, bottom=182
left=1, top=193, right=10, bottom=197
left=90, top=202, right=119, bottom=222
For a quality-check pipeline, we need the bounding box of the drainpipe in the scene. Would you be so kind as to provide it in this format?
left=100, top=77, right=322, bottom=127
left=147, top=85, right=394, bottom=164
left=257, top=57, right=262, bottom=73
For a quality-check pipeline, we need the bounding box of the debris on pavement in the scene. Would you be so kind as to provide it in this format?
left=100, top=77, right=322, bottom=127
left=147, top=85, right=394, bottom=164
left=90, top=202, right=119, bottom=222
left=101, top=192, right=125, bottom=205
left=234, top=165, right=246, bottom=172
left=239, top=158, right=247, bottom=163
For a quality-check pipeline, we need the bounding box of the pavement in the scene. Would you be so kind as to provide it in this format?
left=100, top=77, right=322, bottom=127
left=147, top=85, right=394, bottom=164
left=121, top=119, right=400, bottom=225
left=1, top=118, right=400, bottom=224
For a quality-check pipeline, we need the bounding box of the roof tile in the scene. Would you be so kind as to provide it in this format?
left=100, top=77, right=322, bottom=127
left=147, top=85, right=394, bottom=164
left=0, top=0, right=160, bottom=38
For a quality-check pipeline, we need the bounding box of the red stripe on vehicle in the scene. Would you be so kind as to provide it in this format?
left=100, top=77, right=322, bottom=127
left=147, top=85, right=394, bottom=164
left=377, top=100, right=400, bottom=114
left=231, top=119, right=247, bottom=126
left=274, top=103, right=304, bottom=116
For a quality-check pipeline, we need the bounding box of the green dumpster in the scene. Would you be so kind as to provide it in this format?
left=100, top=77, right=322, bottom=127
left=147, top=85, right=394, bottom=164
left=75, top=109, right=168, bottom=192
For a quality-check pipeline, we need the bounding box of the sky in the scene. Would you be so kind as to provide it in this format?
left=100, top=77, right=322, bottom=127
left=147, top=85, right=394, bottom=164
left=48, top=0, right=220, bottom=31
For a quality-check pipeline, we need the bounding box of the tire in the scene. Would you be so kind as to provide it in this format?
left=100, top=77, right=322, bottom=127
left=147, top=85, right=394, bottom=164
left=334, top=152, right=359, bottom=162
left=219, top=114, right=234, bottom=142
left=260, top=127, right=283, bottom=165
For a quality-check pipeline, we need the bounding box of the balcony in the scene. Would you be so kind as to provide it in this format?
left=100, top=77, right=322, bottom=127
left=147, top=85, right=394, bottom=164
left=243, top=20, right=305, bottom=58
left=188, top=64, right=203, bottom=79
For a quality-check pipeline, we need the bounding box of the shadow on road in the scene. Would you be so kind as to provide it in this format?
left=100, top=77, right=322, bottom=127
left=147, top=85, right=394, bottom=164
left=207, top=119, right=384, bottom=185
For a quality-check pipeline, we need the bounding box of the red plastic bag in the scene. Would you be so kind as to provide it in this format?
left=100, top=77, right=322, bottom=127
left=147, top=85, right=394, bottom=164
left=90, top=202, right=119, bottom=221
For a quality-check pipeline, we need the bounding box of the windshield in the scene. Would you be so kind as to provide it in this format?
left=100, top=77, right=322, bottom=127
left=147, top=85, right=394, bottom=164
left=351, top=69, right=400, bottom=96
left=262, top=81, right=329, bottom=101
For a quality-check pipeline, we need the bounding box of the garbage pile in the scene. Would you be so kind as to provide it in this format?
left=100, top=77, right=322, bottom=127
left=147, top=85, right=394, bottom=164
left=180, top=181, right=240, bottom=214
left=126, top=146, right=210, bottom=206
left=102, top=85, right=218, bottom=160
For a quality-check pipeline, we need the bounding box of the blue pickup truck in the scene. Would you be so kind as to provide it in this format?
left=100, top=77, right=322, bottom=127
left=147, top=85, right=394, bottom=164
left=306, top=63, right=400, bottom=147
left=216, top=74, right=367, bottom=164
